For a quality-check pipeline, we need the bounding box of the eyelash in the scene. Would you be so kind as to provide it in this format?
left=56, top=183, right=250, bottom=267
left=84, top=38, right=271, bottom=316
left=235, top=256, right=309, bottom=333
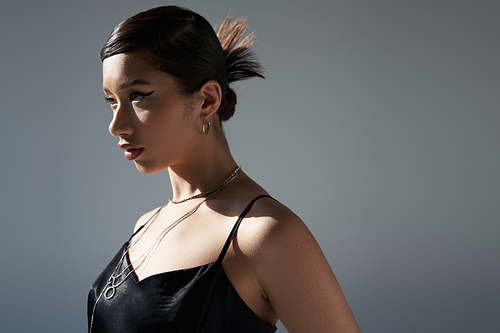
left=130, top=90, right=155, bottom=102
left=104, top=97, right=117, bottom=105
left=104, top=90, right=155, bottom=106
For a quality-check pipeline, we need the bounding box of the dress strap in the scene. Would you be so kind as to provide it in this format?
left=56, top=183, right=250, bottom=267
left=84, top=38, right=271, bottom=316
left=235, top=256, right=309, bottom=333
left=217, top=195, right=272, bottom=262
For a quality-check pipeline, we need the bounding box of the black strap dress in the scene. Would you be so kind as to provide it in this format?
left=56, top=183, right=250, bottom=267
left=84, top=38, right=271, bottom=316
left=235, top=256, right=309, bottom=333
left=88, top=195, right=277, bottom=333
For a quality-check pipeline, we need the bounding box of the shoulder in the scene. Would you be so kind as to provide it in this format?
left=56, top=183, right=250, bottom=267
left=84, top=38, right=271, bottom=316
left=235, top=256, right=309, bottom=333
left=132, top=206, right=163, bottom=233
left=234, top=196, right=323, bottom=279
left=235, top=196, right=315, bottom=253
left=236, top=196, right=361, bottom=331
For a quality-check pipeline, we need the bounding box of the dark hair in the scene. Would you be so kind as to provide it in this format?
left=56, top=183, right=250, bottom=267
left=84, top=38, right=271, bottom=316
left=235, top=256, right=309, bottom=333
left=100, top=6, right=264, bottom=121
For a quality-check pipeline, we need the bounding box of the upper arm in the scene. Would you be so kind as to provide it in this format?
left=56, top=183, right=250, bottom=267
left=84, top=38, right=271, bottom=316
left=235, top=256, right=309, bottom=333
left=250, top=209, right=361, bottom=332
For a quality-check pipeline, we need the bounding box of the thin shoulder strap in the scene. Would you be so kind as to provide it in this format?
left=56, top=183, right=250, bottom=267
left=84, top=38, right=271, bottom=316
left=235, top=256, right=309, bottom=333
left=217, top=195, right=272, bottom=262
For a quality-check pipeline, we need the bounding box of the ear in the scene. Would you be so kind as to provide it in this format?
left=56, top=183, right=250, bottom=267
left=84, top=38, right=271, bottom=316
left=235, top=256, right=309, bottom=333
left=198, top=80, right=222, bottom=119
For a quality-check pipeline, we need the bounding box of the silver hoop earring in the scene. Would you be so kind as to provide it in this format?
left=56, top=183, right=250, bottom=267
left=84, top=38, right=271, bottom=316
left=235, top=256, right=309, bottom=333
left=202, top=118, right=210, bottom=135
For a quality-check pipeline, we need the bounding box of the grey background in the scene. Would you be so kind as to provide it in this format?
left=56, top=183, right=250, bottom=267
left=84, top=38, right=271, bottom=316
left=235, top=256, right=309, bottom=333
left=1, top=0, right=499, bottom=332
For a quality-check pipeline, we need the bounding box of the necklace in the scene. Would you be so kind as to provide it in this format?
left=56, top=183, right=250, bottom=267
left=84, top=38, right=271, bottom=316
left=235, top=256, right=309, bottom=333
left=89, top=166, right=242, bottom=332
left=89, top=200, right=206, bottom=333
left=169, top=166, right=242, bottom=204
left=88, top=206, right=165, bottom=333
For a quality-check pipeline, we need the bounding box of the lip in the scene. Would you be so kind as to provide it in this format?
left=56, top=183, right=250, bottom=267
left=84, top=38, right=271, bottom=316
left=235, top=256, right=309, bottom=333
left=119, top=143, right=144, bottom=161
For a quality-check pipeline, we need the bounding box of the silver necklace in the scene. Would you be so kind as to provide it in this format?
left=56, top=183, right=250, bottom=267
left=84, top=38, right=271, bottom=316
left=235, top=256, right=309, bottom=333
left=169, top=166, right=242, bottom=204
left=89, top=206, right=165, bottom=333
left=89, top=201, right=203, bottom=332
left=89, top=167, right=242, bottom=332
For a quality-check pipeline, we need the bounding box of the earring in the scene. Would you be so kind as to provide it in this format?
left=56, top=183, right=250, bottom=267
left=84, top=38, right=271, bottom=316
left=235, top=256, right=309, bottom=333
left=202, top=118, right=210, bottom=135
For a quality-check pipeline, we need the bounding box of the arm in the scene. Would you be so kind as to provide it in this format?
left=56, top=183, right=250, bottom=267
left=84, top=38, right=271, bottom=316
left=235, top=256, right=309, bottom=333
left=251, top=206, right=361, bottom=332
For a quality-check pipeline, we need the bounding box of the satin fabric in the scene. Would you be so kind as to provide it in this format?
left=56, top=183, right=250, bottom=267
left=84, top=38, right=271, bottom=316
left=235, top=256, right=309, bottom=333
left=88, top=195, right=277, bottom=333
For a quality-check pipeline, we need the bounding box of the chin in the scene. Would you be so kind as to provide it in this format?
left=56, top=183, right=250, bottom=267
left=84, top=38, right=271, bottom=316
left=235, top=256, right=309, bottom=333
left=134, top=162, right=166, bottom=175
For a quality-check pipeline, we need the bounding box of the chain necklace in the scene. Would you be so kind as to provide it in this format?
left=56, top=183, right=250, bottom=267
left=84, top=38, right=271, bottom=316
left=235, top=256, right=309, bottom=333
left=169, top=166, right=242, bottom=204
left=89, top=166, right=242, bottom=333
left=88, top=206, right=164, bottom=333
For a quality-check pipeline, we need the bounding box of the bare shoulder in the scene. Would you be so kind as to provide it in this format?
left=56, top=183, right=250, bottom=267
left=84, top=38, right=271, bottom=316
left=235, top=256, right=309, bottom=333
left=233, top=196, right=327, bottom=287
left=236, top=196, right=361, bottom=332
left=235, top=196, right=318, bottom=259
left=132, top=206, right=163, bottom=233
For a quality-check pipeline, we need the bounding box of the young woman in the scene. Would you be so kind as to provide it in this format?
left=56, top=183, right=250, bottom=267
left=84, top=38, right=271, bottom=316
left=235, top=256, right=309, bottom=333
left=88, top=5, right=360, bottom=333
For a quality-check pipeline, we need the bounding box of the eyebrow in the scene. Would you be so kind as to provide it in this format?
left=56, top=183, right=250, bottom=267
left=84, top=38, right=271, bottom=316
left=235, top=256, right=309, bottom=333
left=103, top=79, right=153, bottom=92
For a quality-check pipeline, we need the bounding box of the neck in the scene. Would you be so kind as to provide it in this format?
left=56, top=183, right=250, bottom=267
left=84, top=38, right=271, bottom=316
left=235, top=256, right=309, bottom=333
left=167, top=133, right=238, bottom=202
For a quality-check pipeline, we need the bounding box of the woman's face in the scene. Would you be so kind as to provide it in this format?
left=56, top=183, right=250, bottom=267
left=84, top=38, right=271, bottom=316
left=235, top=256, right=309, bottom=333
left=102, top=52, right=199, bottom=174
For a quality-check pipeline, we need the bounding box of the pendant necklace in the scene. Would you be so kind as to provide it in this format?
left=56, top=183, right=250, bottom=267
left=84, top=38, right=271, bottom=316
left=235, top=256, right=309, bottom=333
left=89, top=166, right=242, bottom=333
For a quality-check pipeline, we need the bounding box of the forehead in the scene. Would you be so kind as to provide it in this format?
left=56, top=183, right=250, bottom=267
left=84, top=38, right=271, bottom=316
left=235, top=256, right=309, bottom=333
left=102, top=52, right=164, bottom=90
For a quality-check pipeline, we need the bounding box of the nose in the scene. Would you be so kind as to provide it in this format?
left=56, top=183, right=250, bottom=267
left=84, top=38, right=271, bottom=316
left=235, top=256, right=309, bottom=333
left=108, top=104, right=134, bottom=137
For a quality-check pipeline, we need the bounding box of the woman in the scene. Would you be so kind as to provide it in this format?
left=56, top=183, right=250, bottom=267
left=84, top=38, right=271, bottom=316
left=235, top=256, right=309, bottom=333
left=88, top=5, right=360, bottom=333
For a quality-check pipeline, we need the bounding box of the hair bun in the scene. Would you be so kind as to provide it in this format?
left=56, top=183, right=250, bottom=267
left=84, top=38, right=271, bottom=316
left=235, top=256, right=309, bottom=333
left=215, top=16, right=264, bottom=122
left=219, top=88, right=237, bottom=121
left=217, top=17, right=265, bottom=84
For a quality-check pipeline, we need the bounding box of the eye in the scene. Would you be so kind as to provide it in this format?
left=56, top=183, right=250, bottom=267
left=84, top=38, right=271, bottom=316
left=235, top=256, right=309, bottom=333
left=104, top=96, right=117, bottom=106
left=130, top=90, right=155, bottom=102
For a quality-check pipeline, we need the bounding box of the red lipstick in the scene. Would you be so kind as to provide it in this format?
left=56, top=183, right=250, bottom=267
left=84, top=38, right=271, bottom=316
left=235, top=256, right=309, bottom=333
left=124, top=148, right=144, bottom=160
left=119, top=143, right=144, bottom=161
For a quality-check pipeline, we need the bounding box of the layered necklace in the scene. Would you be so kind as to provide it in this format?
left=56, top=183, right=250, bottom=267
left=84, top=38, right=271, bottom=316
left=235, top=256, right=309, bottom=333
left=89, top=166, right=242, bottom=333
left=169, top=166, right=242, bottom=204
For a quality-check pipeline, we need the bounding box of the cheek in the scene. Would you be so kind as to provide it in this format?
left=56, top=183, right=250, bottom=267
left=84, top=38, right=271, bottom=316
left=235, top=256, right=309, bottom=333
left=137, top=110, right=172, bottom=137
left=144, top=113, right=182, bottom=144
left=135, top=108, right=154, bottom=124
left=139, top=100, right=196, bottom=143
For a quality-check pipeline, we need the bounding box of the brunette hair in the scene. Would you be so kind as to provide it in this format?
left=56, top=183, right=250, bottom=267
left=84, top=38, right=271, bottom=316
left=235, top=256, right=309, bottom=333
left=100, top=6, right=264, bottom=121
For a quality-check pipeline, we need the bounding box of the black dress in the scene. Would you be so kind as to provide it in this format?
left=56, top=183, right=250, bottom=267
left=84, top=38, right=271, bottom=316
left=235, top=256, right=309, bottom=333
left=88, top=195, right=277, bottom=333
